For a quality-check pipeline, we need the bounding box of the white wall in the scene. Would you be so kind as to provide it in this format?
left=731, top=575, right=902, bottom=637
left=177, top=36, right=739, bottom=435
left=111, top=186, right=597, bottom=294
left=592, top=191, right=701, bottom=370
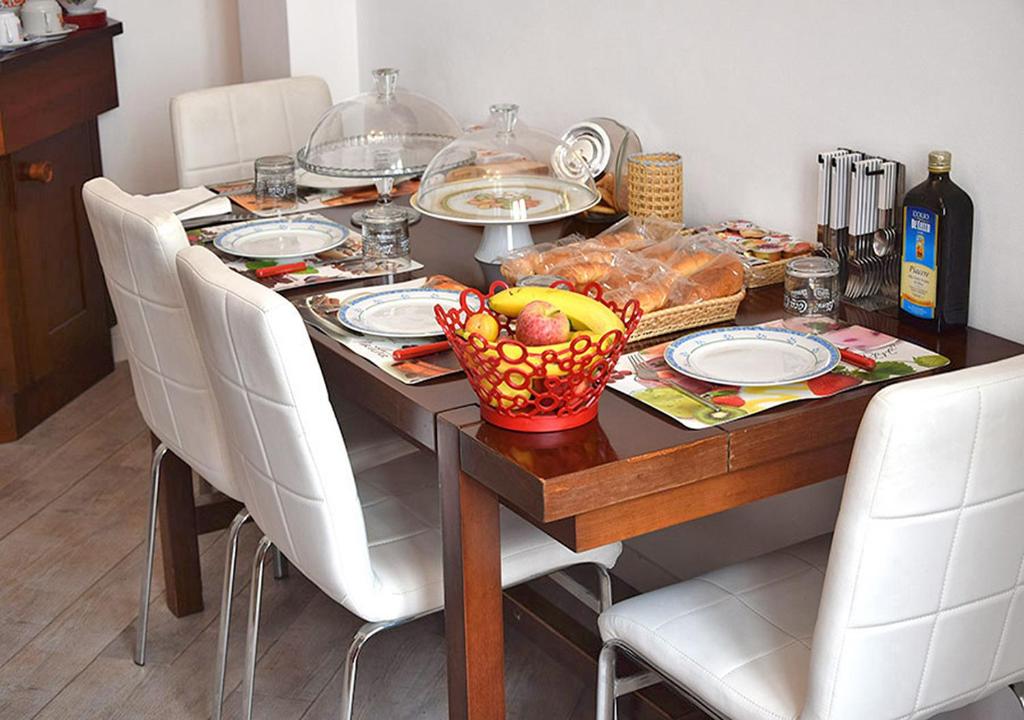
left=235, top=0, right=360, bottom=102
left=352, top=4, right=1024, bottom=717
left=97, top=0, right=243, bottom=194
left=357, top=0, right=1024, bottom=344
left=238, top=0, right=290, bottom=83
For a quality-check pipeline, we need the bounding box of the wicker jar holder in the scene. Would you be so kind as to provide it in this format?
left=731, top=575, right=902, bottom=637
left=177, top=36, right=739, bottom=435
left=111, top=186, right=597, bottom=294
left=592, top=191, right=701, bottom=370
left=627, top=152, right=683, bottom=223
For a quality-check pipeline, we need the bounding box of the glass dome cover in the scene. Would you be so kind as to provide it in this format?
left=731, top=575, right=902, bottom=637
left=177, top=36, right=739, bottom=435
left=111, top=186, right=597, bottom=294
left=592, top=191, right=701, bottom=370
left=413, top=104, right=599, bottom=226
left=297, top=67, right=460, bottom=179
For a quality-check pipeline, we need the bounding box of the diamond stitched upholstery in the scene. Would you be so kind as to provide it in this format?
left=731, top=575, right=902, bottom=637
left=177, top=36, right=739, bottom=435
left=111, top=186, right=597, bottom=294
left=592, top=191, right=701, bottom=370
left=601, top=354, right=1024, bottom=720
left=176, top=246, right=621, bottom=623
left=170, top=76, right=332, bottom=187
left=806, top=353, right=1024, bottom=720
left=600, top=536, right=830, bottom=720
left=82, top=178, right=236, bottom=497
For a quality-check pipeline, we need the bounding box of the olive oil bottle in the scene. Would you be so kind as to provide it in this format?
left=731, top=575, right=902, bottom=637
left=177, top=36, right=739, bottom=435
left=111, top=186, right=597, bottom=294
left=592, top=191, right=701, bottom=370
left=899, top=150, right=974, bottom=333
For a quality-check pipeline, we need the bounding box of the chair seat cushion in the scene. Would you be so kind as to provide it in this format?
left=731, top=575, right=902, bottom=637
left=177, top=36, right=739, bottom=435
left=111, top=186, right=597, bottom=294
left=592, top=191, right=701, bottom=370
left=350, top=450, right=622, bottom=622
left=599, top=536, right=832, bottom=720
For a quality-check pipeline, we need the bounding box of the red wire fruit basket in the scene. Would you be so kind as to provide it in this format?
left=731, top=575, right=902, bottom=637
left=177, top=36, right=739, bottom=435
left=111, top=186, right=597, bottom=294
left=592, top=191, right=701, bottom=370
left=434, top=281, right=642, bottom=432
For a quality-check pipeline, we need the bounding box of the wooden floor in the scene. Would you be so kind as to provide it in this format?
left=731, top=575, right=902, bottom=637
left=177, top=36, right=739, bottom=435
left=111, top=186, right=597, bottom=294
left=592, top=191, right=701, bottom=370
left=0, top=364, right=601, bottom=720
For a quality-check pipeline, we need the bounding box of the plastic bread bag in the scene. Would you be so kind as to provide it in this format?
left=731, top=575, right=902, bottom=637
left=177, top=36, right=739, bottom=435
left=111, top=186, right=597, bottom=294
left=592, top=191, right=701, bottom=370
left=603, top=252, right=670, bottom=288
left=499, top=243, right=556, bottom=284
left=605, top=270, right=676, bottom=314
left=668, top=253, right=746, bottom=304
left=592, top=214, right=685, bottom=251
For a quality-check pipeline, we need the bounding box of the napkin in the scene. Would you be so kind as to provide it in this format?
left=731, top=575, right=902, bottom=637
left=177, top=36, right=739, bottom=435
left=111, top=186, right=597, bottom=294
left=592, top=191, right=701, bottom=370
left=148, top=187, right=233, bottom=221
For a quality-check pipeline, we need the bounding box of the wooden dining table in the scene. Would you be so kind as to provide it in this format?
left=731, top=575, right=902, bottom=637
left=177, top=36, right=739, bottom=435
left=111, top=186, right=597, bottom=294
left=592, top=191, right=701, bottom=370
left=155, top=199, right=1024, bottom=720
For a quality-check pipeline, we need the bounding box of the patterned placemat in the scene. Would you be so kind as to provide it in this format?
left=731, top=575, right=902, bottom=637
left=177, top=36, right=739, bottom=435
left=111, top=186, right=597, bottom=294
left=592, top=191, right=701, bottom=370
left=609, top=318, right=949, bottom=428
left=187, top=213, right=422, bottom=292
left=296, top=276, right=465, bottom=385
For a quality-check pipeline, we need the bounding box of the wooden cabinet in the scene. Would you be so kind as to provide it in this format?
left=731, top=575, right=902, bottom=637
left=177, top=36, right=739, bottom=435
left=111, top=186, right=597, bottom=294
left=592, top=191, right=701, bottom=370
left=0, top=22, right=122, bottom=442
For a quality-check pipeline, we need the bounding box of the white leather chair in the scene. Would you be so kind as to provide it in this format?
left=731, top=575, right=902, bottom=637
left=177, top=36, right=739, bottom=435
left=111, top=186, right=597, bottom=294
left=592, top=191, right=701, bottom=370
left=169, top=76, right=332, bottom=187
left=596, top=353, right=1024, bottom=720
left=175, top=245, right=624, bottom=720
left=82, top=178, right=268, bottom=720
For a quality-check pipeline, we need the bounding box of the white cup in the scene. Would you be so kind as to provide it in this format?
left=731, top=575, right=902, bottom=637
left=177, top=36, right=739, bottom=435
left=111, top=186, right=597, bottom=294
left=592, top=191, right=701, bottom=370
left=21, top=0, right=64, bottom=37
left=0, top=11, right=24, bottom=46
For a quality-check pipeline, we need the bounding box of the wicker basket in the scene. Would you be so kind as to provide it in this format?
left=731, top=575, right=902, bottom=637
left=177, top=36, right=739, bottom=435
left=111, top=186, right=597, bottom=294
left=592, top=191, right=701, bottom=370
left=631, top=289, right=745, bottom=341
left=747, top=259, right=789, bottom=288
left=627, top=152, right=683, bottom=223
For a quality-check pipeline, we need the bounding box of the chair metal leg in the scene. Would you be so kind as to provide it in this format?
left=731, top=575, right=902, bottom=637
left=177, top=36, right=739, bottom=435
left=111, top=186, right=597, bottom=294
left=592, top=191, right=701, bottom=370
left=1012, top=682, right=1024, bottom=713
left=134, top=442, right=168, bottom=667
left=210, top=508, right=251, bottom=720
left=595, top=564, right=614, bottom=613
left=272, top=546, right=289, bottom=580
left=339, top=619, right=408, bottom=720
left=596, top=642, right=618, bottom=720
left=242, top=535, right=273, bottom=720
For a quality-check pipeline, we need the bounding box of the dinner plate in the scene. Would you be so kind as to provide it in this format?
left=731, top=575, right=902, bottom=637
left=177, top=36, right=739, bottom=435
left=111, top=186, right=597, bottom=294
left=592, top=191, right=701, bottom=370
left=664, top=326, right=840, bottom=387
left=337, top=288, right=462, bottom=338
left=295, top=169, right=374, bottom=191
left=214, top=217, right=350, bottom=260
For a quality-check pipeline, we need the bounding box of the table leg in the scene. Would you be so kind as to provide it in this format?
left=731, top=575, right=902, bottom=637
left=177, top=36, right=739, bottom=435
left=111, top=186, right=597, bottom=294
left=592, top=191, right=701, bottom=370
left=153, top=433, right=204, bottom=617
left=440, top=417, right=506, bottom=720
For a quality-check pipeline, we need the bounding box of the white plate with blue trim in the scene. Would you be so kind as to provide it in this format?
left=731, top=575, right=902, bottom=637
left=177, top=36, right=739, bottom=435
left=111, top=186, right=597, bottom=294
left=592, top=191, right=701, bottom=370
left=664, top=326, right=840, bottom=387
left=337, top=288, right=462, bottom=338
left=214, top=218, right=350, bottom=261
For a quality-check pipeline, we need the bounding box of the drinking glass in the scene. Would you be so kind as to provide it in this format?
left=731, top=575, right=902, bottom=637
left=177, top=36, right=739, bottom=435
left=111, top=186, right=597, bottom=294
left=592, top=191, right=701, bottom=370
left=360, top=206, right=410, bottom=270
left=253, top=155, right=297, bottom=216
left=784, top=256, right=840, bottom=318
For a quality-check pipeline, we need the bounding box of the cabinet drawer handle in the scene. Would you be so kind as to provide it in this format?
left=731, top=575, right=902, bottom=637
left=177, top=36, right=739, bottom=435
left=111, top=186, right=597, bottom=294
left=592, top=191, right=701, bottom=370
left=17, top=161, right=54, bottom=184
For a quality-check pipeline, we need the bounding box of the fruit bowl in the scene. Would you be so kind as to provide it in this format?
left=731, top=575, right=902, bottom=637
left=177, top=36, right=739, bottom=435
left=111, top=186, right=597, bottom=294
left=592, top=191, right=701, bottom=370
left=435, top=281, right=642, bottom=432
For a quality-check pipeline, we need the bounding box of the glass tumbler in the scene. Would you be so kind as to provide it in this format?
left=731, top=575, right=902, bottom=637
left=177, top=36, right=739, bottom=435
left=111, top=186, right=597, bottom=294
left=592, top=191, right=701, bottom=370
left=784, top=256, right=840, bottom=318
left=360, top=206, right=410, bottom=266
left=253, top=155, right=298, bottom=216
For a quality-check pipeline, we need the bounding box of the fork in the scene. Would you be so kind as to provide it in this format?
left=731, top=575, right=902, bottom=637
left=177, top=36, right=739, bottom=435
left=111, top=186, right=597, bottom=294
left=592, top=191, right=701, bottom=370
left=626, top=354, right=735, bottom=421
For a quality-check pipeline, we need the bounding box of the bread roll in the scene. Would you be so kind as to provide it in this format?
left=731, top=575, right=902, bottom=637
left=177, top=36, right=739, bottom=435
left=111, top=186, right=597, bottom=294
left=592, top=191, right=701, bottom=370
left=686, top=255, right=745, bottom=300
left=500, top=253, right=536, bottom=284
left=556, top=261, right=611, bottom=286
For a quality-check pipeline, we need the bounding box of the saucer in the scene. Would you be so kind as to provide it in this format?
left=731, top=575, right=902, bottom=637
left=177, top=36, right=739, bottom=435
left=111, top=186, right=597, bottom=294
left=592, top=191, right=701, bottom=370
left=0, top=36, right=43, bottom=51
left=27, top=23, right=77, bottom=40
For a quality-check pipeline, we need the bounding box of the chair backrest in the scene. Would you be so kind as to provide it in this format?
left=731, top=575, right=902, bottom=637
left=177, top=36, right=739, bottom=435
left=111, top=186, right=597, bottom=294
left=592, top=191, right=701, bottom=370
left=169, top=76, right=332, bottom=187
left=804, top=354, right=1024, bottom=720
left=81, top=178, right=236, bottom=497
left=175, top=245, right=378, bottom=615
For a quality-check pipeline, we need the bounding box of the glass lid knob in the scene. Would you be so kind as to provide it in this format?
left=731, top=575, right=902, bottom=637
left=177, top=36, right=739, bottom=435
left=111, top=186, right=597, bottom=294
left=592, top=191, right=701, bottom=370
left=490, top=103, right=519, bottom=137
left=372, top=67, right=399, bottom=102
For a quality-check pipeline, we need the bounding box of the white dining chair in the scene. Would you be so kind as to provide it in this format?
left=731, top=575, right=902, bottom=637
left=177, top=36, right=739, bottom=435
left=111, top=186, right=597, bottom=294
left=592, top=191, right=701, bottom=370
left=175, top=244, right=624, bottom=720
left=82, top=178, right=280, bottom=720
left=596, top=353, right=1024, bottom=720
left=169, top=75, right=332, bottom=187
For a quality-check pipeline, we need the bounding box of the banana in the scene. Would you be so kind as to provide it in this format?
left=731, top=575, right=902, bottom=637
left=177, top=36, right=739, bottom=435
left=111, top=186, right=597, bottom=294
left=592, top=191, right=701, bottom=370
left=488, top=287, right=625, bottom=336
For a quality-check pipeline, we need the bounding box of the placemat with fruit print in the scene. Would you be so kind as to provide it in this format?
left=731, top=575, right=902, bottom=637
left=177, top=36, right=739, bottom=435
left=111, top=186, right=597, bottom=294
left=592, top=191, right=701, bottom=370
left=187, top=214, right=422, bottom=293
left=609, top=318, right=949, bottom=429
left=294, top=276, right=464, bottom=385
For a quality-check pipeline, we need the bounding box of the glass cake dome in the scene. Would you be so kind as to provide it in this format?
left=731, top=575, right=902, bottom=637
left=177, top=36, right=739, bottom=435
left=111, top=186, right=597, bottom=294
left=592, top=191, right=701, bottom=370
left=297, top=67, right=461, bottom=224
left=412, top=103, right=599, bottom=272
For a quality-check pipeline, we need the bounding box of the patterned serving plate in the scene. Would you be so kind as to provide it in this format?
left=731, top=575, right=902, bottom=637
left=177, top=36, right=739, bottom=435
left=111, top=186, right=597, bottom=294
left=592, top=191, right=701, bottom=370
left=664, top=326, right=840, bottom=387
left=412, top=175, right=599, bottom=225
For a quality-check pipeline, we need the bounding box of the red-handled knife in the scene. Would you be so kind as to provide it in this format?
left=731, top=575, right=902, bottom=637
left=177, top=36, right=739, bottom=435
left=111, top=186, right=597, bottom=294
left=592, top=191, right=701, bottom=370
left=255, top=262, right=307, bottom=278
left=392, top=341, right=451, bottom=362
left=839, top=347, right=877, bottom=370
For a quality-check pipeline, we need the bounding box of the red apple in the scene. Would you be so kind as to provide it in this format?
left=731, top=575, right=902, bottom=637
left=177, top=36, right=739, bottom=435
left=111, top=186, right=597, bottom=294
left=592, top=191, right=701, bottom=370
left=514, top=300, right=571, bottom=346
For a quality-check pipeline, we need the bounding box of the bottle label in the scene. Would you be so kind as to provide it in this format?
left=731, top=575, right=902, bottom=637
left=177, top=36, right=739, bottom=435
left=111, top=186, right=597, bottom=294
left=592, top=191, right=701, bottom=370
left=900, top=206, right=939, bottom=319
